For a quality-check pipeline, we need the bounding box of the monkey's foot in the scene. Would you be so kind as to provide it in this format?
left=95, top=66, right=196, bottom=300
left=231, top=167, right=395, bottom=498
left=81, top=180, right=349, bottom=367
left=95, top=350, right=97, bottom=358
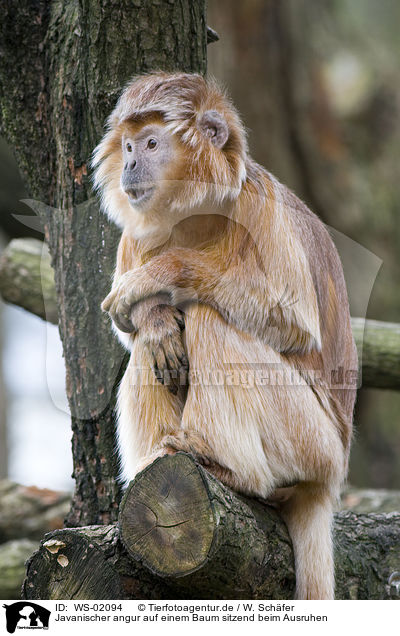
left=137, top=432, right=243, bottom=493
left=150, top=334, right=188, bottom=395
left=138, top=305, right=188, bottom=395
left=154, top=431, right=213, bottom=467
left=154, top=432, right=242, bottom=491
left=135, top=446, right=177, bottom=475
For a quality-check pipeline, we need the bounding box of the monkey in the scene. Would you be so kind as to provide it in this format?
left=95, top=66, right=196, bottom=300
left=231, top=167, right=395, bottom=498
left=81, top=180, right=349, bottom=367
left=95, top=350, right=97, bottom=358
left=92, top=72, right=358, bottom=600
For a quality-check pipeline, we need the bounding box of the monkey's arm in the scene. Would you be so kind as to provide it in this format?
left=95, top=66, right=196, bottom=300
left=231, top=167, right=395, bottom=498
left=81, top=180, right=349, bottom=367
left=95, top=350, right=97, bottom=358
left=107, top=230, right=189, bottom=391
left=102, top=247, right=321, bottom=355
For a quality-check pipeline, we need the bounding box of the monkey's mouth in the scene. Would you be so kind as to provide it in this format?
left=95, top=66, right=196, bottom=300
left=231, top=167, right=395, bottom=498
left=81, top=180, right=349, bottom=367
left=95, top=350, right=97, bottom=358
left=126, top=186, right=155, bottom=206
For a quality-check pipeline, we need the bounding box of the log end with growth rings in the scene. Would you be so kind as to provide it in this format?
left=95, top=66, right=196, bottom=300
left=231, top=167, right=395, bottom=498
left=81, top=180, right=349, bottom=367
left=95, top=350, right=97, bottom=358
left=119, top=453, right=217, bottom=577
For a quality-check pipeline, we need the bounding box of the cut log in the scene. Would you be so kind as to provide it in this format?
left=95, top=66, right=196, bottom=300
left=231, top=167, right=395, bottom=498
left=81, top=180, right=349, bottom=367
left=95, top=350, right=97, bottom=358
left=23, top=454, right=400, bottom=600
left=23, top=525, right=168, bottom=600
left=0, top=480, right=70, bottom=543
left=119, top=452, right=218, bottom=577
left=23, top=527, right=123, bottom=600
left=119, top=453, right=295, bottom=597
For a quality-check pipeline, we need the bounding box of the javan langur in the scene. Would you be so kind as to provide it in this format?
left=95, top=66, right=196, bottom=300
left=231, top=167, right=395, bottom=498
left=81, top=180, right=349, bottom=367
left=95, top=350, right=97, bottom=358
left=92, top=72, right=357, bottom=599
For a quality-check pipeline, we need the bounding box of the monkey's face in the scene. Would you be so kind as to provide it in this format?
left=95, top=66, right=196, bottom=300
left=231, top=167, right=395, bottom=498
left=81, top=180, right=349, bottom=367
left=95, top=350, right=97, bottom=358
left=93, top=72, right=249, bottom=241
left=121, top=122, right=176, bottom=209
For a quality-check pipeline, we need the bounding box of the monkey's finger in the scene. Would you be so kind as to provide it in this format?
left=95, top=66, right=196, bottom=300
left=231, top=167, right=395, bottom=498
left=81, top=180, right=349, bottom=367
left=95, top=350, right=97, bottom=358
left=113, top=313, right=134, bottom=333
left=151, top=352, right=179, bottom=395
left=152, top=364, right=166, bottom=387
left=152, top=346, right=168, bottom=375
left=110, top=306, right=134, bottom=333
left=111, top=296, right=137, bottom=332
left=168, top=349, right=189, bottom=375
left=162, top=338, right=183, bottom=372
left=165, top=344, right=188, bottom=392
left=165, top=371, right=180, bottom=395
left=167, top=383, right=179, bottom=395
left=151, top=345, right=178, bottom=390
left=168, top=336, right=189, bottom=371
left=173, top=310, right=186, bottom=331
left=178, top=351, right=189, bottom=371
left=101, top=293, right=115, bottom=312
left=156, top=344, right=183, bottom=394
left=156, top=348, right=180, bottom=381
left=150, top=350, right=163, bottom=382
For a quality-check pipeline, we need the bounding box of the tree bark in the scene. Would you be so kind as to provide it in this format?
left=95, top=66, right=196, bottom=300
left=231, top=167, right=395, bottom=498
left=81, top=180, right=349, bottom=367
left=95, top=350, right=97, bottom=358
left=0, top=0, right=207, bottom=527
left=23, top=454, right=400, bottom=600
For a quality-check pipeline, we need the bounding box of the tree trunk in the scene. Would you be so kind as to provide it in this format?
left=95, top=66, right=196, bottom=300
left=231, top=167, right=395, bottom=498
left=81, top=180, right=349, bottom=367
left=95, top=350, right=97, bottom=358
left=0, top=0, right=207, bottom=527
left=23, top=454, right=400, bottom=600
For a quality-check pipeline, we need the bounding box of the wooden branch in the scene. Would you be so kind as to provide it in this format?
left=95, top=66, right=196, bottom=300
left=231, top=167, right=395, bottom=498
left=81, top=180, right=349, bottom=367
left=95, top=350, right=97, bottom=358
left=341, top=486, right=400, bottom=514
left=119, top=453, right=295, bottom=593
left=23, top=525, right=170, bottom=600
left=352, top=317, right=400, bottom=390
left=0, top=480, right=70, bottom=543
left=0, top=238, right=58, bottom=324
left=23, top=454, right=400, bottom=600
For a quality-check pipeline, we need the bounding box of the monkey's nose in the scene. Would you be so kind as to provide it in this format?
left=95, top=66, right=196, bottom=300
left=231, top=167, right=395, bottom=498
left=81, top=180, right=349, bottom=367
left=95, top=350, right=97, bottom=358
left=128, top=160, right=136, bottom=170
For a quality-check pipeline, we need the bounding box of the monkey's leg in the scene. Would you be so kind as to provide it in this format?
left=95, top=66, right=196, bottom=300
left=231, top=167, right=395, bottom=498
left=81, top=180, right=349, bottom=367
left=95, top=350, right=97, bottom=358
left=178, top=306, right=344, bottom=600
left=117, top=340, right=185, bottom=484
left=279, top=482, right=337, bottom=600
left=176, top=304, right=278, bottom=495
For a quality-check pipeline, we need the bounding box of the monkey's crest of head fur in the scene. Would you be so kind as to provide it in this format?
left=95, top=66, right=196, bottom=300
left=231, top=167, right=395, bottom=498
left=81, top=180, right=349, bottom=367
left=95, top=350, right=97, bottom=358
left=92, top=72, right=249, bottom=234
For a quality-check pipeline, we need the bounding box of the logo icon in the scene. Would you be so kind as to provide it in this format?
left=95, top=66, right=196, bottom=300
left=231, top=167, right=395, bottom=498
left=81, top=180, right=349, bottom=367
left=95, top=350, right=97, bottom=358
left=3, top=602, right=50, bottom=634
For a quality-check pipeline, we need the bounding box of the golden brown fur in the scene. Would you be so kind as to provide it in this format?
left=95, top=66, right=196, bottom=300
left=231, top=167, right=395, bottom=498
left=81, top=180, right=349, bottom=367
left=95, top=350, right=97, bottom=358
left=93, top=72, right=358, bottom=599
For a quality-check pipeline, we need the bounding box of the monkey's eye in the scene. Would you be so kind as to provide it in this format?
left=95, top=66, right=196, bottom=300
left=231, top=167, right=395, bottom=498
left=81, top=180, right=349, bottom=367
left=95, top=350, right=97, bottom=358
left=126, top=142, right=132, bottom=152
left=147, top=138, right=158, bottom=150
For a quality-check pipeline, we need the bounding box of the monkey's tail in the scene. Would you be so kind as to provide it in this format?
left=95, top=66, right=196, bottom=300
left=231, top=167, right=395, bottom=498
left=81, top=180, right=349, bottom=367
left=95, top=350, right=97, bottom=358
left=280, top=482, right=336, bottom=600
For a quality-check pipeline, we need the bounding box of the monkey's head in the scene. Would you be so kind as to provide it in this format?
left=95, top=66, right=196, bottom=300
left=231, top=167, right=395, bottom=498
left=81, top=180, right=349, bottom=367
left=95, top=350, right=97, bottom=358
left=92, top=72, right=248, bottom=240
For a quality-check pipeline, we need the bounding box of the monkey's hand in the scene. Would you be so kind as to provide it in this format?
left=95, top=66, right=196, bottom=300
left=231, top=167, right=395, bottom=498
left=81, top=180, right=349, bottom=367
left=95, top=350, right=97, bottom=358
left=102, top=284, right=188, bottom=393
left=133, top=301, right=188, bottom=395
left=101, top=258, right=194, bottom=333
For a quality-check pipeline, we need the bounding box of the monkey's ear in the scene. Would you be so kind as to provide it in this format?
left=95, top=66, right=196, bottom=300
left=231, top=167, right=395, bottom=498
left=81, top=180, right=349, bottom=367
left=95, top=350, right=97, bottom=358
left=197, top=110, right=229, bottom=148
